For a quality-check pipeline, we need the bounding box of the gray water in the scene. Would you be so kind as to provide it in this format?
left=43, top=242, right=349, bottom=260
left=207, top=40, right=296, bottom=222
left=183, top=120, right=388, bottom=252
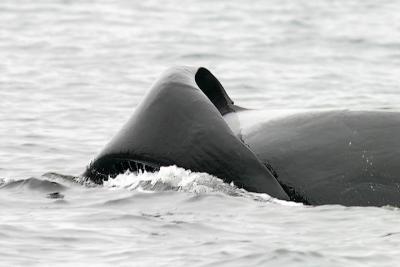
left=1, top=0, right=400, bottom=266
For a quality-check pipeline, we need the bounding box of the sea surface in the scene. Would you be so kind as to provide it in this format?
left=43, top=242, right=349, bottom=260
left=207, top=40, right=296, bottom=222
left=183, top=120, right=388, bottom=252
left=1, top=0, right=400, bottom=266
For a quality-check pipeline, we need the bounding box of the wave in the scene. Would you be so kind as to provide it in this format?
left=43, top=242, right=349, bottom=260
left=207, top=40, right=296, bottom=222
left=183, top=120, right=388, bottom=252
left=103, top=165, right=301, bottom=206
left=0, top=167, right=300, bottom=206
left=0, top=177, right=67, bottom=192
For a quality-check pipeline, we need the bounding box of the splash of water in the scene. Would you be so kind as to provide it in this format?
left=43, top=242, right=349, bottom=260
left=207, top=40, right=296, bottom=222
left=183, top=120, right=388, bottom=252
left=103, top=165, right=236, bottom=193
left=103, top=165, right=301, bottom=206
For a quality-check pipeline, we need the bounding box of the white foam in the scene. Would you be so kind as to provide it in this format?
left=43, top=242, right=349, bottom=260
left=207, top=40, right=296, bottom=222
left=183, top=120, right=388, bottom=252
left=103, top=165, right=236, bottom=194
left=102, top=165, right=301, bottom=206
left=0, top=177, right=22, bottom=186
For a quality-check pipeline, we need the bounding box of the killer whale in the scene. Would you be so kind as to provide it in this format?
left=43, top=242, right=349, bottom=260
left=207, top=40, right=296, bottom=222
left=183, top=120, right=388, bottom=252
left=84, top=66, right=400, bottom=206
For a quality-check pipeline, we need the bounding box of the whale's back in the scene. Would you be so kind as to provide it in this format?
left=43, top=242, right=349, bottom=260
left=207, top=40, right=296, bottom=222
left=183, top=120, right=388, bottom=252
left=238, top=110, right=400, bottom=206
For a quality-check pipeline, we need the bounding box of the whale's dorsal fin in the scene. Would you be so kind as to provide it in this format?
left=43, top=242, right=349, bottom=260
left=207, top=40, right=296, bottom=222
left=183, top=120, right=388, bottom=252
left=195, top=67, right=244, bottom=115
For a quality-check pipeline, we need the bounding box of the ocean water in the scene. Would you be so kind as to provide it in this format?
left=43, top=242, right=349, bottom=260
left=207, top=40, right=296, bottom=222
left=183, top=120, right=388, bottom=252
left=1, top=0, right=400, bottom=266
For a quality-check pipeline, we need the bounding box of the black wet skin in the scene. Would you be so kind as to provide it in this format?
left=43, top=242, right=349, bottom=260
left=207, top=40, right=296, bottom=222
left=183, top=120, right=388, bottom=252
left=84, top=66, right=400, bottom=207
